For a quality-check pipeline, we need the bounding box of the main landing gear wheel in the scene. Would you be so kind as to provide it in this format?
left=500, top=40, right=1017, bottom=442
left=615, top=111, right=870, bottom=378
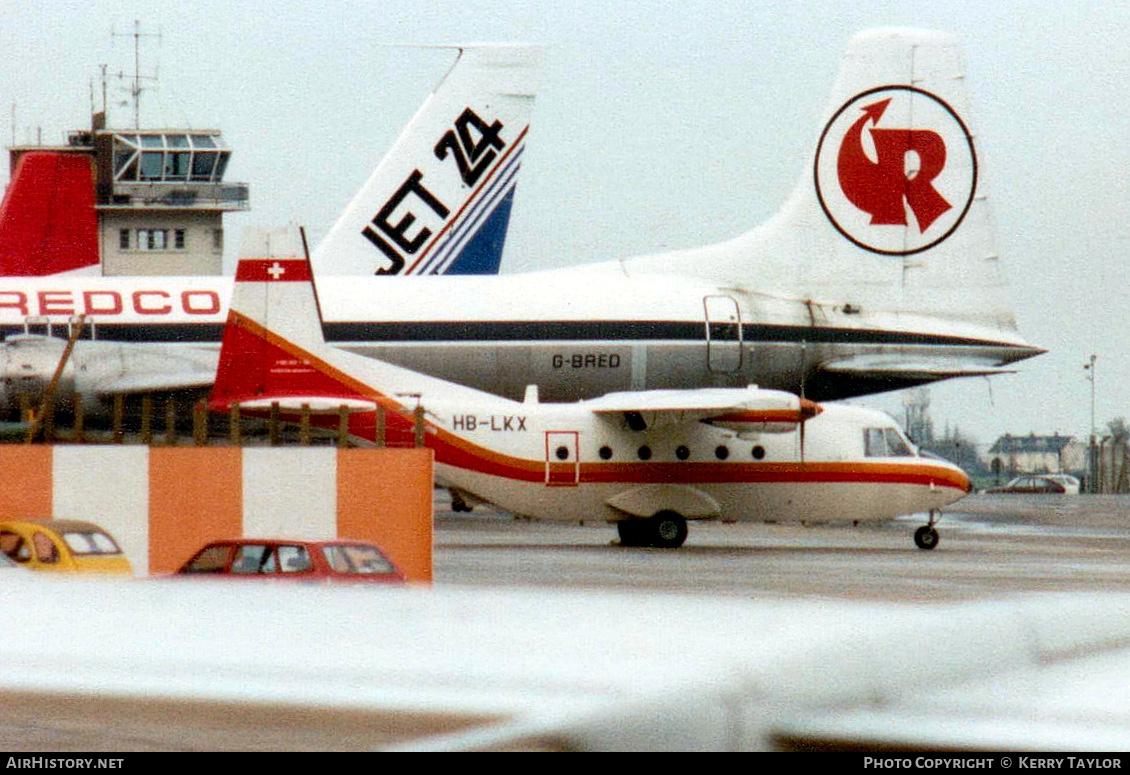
left=914, top=525, right=940, bottom=551
left=650, top=511, right=688, bottom=549
left=617, top=520, right=649, bottom=548
left=617, top=512, right=689, bottom=548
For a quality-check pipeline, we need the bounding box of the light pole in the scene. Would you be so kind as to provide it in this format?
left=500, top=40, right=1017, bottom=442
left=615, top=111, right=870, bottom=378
left=1085, top=355, right=1097, bottom=492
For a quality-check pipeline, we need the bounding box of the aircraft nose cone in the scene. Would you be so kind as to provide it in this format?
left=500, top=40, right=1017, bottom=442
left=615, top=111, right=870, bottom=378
left=958, top=467, right=972, bottom=493
left=940, top=460, right=972, bottom=497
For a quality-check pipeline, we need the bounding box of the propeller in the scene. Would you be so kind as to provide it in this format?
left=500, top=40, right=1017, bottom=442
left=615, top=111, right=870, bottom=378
left=797, top=396, right=821, bottom=463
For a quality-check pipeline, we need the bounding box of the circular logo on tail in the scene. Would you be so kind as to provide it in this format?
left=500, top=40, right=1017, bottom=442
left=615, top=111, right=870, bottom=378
left=814, top=85, right=977, bottom=256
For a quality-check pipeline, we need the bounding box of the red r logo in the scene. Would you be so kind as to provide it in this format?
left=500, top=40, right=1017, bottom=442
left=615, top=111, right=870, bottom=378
left=814, top=86, right=976, bottom=256
left=837, top=98, right=951, bottom=232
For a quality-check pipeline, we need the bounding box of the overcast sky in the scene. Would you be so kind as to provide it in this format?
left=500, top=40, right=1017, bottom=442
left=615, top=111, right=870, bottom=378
left=3, top=1, right=1129, bottom=451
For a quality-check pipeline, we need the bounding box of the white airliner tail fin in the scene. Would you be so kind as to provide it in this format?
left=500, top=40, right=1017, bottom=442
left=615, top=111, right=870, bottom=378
left=313, top=45, right=542, bottom=277
left=627, top=29, right=1020, bottom=338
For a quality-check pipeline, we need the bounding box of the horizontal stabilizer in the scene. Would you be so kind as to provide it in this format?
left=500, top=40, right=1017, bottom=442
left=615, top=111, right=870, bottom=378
left=93, top=372, right=217, bottom=395
left=821, top=356, right=1017, bottom=380
left=231, top=397, right=379, bottom=414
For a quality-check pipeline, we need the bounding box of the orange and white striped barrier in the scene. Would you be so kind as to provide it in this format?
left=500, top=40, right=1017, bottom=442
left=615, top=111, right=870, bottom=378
left=0, top=446, right=433, bottom=581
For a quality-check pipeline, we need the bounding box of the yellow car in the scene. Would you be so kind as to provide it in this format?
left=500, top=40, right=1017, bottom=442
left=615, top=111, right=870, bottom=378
left=0, top=520, right=132, bottom=575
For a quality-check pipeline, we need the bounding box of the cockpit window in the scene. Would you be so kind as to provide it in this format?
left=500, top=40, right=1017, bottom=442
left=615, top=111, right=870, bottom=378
left=884, top=428, right=913, bottom=457
left=864, top=428, right=886, bottom=457
left=864, top=427, right=915, bottom=457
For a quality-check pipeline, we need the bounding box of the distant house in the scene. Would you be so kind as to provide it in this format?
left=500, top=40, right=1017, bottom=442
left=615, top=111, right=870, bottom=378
left=987, top=433, right=1085, bottom=475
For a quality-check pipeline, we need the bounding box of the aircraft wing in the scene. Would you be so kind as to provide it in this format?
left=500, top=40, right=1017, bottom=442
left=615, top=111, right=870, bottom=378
left=4, top=578, right=1130, bottom=751
left=583, top=387, right=818, bottom=432
left=771, top=629, right=1130, bottom=752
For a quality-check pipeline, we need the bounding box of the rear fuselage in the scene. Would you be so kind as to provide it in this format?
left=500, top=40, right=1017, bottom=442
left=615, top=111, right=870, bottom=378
left=0, top=268, right=1037, bottom=414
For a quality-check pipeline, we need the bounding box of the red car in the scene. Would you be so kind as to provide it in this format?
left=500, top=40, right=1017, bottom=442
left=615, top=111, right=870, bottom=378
left=174, top=539, right=405, bottom=584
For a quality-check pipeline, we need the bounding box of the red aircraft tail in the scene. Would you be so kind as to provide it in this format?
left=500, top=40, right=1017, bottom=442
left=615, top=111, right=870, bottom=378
left=0, top=151, right=99, bottom=275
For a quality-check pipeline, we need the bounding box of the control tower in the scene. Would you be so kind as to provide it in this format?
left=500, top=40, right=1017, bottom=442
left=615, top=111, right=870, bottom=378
left=5, top=111, right=249, bottom=276
left=3, top=23, right=249, bottom=277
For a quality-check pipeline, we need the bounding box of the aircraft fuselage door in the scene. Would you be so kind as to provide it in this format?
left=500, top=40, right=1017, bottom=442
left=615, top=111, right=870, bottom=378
left=545, top=431, right=580, bottom=486
left=704, top=295, right=742, bottom=373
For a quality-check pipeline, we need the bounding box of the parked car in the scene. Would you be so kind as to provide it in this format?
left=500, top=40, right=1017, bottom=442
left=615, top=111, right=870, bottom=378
left=0, top=520, right=133, bottom=575
left=173, top=539, right=405, bottom=584
left=983, top=474, right=1081, bottom=495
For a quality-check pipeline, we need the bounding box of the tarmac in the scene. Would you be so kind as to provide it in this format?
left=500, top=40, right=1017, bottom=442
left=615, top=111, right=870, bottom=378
left=433, top=493, right=1130, bottom=602
left=5, top=491, right=1129, bottom=751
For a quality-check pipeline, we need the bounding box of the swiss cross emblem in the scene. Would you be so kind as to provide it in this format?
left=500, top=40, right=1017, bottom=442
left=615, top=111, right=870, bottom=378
left=814, top=86, right=977, bottom=256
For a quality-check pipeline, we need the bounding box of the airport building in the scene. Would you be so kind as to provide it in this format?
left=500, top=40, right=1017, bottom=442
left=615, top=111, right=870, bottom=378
left=987, top=432, right=1085, bottom=476
left=3, top=111, right=248, bottom=276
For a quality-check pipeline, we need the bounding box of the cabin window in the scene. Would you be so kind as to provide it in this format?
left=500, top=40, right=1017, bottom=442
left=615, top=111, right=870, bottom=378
left=555, top=445, right=570, bottom=461
left=715, top=445, right=730, bottom=460
left=637, top=445, right=652, bottom=461
left=676, top=445, right=690, bottom=460
left=599, top=446, right=613, bottom=460
left=752, top=445, right=766, bottom=460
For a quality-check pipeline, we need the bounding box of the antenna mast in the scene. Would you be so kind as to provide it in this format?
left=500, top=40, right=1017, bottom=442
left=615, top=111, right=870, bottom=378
left=111, top=20, right=161, bottom=128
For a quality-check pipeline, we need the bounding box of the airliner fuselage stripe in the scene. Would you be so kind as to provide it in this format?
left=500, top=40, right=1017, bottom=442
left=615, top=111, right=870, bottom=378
left=4, top=320, right=1029, bottom=350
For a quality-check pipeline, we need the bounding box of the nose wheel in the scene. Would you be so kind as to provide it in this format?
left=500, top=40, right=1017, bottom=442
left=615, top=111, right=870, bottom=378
left=914, top=511, right=940, bottom=550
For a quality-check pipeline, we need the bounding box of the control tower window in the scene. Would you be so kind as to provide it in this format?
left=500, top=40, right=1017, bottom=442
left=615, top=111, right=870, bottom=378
left=110, top=131, right=230, bottom=183
left=140, top=151, right=163, bottom=179
left=166, top=152, right=190, bottom=180
left=191, top=152, right=216, bottom=180
left=113, top=135, right=139, bottom=179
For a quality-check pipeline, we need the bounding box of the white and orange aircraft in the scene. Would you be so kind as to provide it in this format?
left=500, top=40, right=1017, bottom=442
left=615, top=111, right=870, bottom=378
left=210, top=243, right=971, bottom=550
